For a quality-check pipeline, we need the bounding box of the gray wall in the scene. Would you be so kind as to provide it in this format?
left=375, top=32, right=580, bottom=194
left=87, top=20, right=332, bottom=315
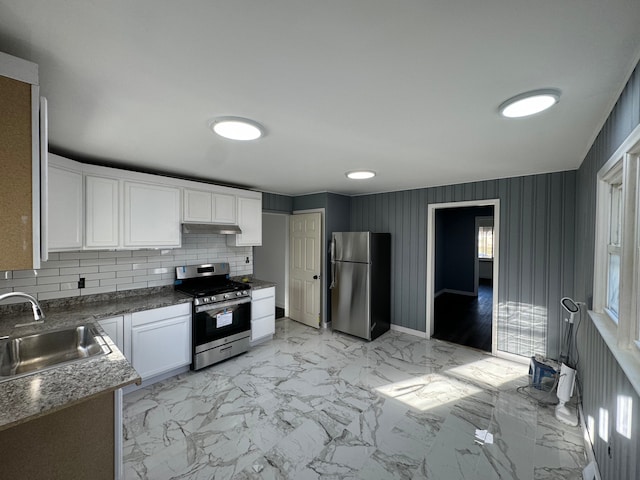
left=574, top=61, right=640, bottom=480
left=350, top=172, right=575, bottom=359
left=262, top=192, right=293, bottom=213
left=326, top=194, right=351, bottom=323
left=254, top=213, right=288, bottom=308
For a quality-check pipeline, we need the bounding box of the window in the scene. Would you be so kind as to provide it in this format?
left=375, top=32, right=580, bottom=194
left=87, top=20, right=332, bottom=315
left=594, top=131, right=640, bottom=349
left=606, top=182, right=622, bottom=322
left=478, top=226, right=494, bottom=259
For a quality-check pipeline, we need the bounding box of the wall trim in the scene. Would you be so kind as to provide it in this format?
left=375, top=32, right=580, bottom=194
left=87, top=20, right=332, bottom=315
left=390, top=324, right=427, bottom=338
left=495, top=349, right=530, bottom=365
left=440, top=288, right=477, bottom=297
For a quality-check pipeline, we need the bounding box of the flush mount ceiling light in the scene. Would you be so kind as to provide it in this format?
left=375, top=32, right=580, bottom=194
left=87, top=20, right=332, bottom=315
left=210, top=116, right=264, bottom=140
left=346, top=170, right=376, bottom=180
left=499, top=89, right=561, bottom=118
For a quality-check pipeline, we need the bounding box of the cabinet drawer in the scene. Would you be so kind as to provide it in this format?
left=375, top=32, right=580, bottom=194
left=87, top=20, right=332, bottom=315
left=252, top=297, right=274, bottom=320
left=251, top=316, right=275, bottom=341
left=251, top=286, right=275, bottom=301
left=131, top=303, right=191, bottom=327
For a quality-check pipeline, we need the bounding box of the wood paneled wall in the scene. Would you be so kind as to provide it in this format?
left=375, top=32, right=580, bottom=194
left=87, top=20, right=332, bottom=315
left=350, top=172, right=576, bottom=359
left=574, top=61, right=640, bottom=480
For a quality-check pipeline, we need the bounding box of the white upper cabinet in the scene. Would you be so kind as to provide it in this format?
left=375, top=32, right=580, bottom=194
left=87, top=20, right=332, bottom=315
left=124, top=181, right=181, bottom=247
left=45, top=157, right=260, bottom=251
left=85, top=175, right=119, bottom=248
left=228, top=196, right=262, bottom=246
left=183, top=188, right=236, bottom=224
left=48, top=155, right=83, bottom=251
left=212, top=193, right=236, bottom=223
left=183, top=189, right=211, bottom=222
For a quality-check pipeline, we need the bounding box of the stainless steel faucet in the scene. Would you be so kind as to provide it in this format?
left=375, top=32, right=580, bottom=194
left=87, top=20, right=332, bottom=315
left=0, top=292, right=46, bottom=326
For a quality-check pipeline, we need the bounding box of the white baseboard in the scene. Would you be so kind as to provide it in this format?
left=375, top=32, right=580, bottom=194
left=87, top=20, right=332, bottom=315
left=495, top=350, right=531, bottom=365
left=122, top=365, right=190, bottom=394
left=443, top=288, right=477, bottom=297
left=390, top=324, right=427, bottom=338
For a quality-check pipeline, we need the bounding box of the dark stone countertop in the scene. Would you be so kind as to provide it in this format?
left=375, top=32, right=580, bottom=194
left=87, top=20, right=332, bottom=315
left=0, top=287, right=192, bottom=431
left=231, top=276, right=277, bottom=291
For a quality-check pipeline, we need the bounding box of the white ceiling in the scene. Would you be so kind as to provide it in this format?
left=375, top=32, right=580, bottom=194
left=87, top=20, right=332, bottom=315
left=1, top=1, right=639, bottom=196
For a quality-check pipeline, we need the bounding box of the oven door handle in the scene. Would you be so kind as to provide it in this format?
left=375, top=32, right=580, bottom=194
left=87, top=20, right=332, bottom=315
left=195, top=296, right=251, bottom=313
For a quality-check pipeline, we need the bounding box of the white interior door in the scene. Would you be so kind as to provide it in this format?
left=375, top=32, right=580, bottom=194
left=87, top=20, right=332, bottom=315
left=289, top=212, right=322, bottom=328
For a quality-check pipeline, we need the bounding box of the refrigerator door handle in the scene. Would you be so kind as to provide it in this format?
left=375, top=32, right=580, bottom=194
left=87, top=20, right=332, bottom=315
left=329, top=238, right=336, bottom=289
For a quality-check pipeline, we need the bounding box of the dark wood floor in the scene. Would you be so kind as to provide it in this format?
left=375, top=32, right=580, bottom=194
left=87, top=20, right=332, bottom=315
left=433, top=280, right=493, bottom=352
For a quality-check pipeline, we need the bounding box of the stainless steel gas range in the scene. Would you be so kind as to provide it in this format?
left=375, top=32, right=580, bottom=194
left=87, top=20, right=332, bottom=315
left=175, top=263, right=251, bottom=370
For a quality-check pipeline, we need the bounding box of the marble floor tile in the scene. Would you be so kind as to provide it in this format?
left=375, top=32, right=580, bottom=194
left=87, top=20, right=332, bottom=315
left=123, top=318, right=587, bottom=479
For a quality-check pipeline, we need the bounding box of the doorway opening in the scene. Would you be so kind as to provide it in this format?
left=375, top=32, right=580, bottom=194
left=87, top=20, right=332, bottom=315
left=426, top=200, right=499, bottom=355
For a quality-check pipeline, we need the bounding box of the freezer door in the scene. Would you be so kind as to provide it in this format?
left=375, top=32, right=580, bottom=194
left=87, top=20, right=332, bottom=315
left=331, top=261, right=371, bottom=340
left=333, top=232, right=370, bottom=263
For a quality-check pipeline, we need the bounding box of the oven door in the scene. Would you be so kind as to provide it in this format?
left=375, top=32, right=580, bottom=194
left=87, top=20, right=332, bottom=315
left=194, top=297, right=251, bottom=347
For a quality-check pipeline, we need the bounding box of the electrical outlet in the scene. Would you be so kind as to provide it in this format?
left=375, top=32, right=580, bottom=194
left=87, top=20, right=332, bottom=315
left=78, top=278, right=85, bottom=289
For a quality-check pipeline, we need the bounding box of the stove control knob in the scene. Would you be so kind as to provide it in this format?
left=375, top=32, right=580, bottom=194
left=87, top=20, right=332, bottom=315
left=236, top=292, right=242, bottom=297
left=224, top=294, right=230, bottom=299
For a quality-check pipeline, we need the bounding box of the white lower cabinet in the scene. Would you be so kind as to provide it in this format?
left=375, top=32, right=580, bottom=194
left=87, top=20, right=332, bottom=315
left=251, top=286, right=275, bottom=342
left=130, top=303, right=191, bottom=380
left=97, top=316, right=124, bottom=353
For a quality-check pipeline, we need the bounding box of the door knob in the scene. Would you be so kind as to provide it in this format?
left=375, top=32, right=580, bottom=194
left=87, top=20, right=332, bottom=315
left=313, top=275, right=319, bottom=279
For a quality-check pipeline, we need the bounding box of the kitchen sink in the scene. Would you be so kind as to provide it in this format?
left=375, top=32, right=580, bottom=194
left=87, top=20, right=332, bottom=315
left=0, top=324, right=111, bottom=381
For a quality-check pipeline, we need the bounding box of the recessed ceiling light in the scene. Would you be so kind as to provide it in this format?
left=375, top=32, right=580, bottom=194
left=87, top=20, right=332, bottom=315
left=210, top=117, right=264, bottom=140
left=499, top=89, right=561, bottom=118
left=346, top=170, right=376, bottom=180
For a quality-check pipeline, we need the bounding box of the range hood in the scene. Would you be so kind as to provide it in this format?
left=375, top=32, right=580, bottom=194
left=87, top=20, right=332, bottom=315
left=182, top=223, right=242, bottom=235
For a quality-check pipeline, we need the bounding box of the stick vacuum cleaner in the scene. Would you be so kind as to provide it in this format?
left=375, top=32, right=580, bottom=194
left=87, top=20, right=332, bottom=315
left=557, top=297, right=580, bottom=426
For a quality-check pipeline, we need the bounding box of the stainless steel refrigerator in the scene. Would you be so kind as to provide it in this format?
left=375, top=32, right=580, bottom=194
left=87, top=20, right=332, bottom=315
left=330, top=232, right=391, bottom=341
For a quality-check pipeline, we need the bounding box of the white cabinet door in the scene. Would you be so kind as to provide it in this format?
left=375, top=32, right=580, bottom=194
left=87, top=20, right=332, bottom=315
left=183, top=189, right=236, bottom=224
left=228, top=196, right=262, bottom=246
left=251, top=286, right=275, bottom=341
left=183, top=189, right=212, bottom=222
left=124, top=182, right=181, bottom=247
left=98, top=316, right=125, bottom=354
left=131, top=304, right=191, bottom=380
left=85, top=175, right=119, bottom=248
left=48, top=162, right=83, bottom=251
left=212, top=193, right=236, bottom=223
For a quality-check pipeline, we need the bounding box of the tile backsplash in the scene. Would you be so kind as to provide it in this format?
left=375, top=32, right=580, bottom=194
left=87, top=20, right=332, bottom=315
left=0, top=234, right=253, bottom=302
